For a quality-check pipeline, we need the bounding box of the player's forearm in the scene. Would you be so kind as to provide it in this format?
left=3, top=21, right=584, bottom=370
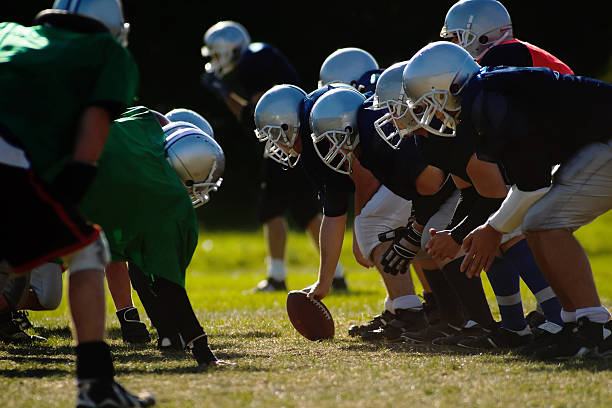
left=73, top=106, right=111, bottom=164
left=318, top=214, right=346, bottom=286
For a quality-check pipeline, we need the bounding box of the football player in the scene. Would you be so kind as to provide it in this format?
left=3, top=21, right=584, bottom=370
left=0, top=1, right=154, bottom=406
left=75, top=106, right=229, bottom=369
left=200, top=21, right=346, bottom=292
left=425, top=0, right=571, bottom=349
left=255, top=73, right=451, bottom=342
left=400, top=41, right=612, bottom=359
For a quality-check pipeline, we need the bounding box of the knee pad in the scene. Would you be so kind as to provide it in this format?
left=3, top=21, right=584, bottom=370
left=67, top=233, right=110, bottom=276
left=29, top=263, right=63, bottom=310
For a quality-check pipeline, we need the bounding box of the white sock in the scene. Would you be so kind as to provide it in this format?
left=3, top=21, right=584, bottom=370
left=560, top=308, right=577, bottom=323
left=266, top=257, right=286, bottom=281
left=334, top=262, right=344, bottom=278
left=576, top=306, right=611, bottom=324
left=392, top=294, right=423, bottom=311
left=384, top=297, right=394, bottom=314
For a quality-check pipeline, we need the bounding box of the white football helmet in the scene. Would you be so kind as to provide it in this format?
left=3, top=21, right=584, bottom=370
left=201, top=21, right=250, bottom=77
left=254, top=84, right=307, bottom=168
left=309, top=87, right=366, bottom=175
left=52, top=0, right=130, bottom=46
left=370, top=61, right=420, bottom=149
left=318, top=47, right=379, bottom=88
left=163, top=126, right=225, bottom=207
left=440, top=0, right=513, bottom=61
left=402, top=41, right=480, bottom=138
left=166, top=108, right=214, bottom=139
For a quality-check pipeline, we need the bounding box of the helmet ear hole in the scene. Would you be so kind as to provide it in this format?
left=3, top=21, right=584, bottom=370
left=478, top=35, right=489, bottom=44
left=450, top=83, right=461, bottom=94
left=281, top=123, right=289, bottom=131
left=345, top=126, right=353, bottom=134
left=185, top=180, right=194, bottom=187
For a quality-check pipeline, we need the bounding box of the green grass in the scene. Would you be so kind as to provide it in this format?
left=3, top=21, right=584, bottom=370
left=2, top=212, right=612, bottom=407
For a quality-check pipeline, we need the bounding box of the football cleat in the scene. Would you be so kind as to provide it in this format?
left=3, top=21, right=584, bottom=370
left=348, top=310, right=395, bottom=337
left=515, top=321, right=564, bottom=357
left=76, top=379, right=155, bottom=408
left=594, top=320, right=612, bottom=358
left=532, top=317, right=606, bottom=360
left=0, top=312, right=46, bottom=343
left=431, top=320, right=497, bottom=346
left=401, top=321, right=462, bottom=344
left=116, top=307, right=151, bottom=344
left=251, top=278, right=287, bottom=293
left=361, top=308, right=427, bottom=342
left=12, top=310, right=34, bottom=331
left=525, top=310, right=547, bottom=329
left=457, top=326, right=534, bottom=350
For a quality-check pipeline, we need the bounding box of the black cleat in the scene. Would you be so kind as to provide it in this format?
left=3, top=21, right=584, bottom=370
left=533, top=317, right=605, bottom=360
left=0, top=312, right=45, bottom=343
left=431, top=321, right=496, bottom=346
left=525, top=310, right=547, bottom=329
left=515, top=321, right=564, bottom=357
left=361, top=308, right=428, bottom=342
left=76, top=379, right=155, bottom=407
left=401, top=321, right=462, bottom=344
left=251, top=278, right=287, bottom=293
left=116, top=307, right=151, bottom=344
left=12, top=310, right=34, bottom=331
left=348, top=310, right=395, bottom=337
left=594, top=320, right=612, bottom=358
left=457, top=326, right=534, bottom=350
left=331, top=277, right=349, bottom=291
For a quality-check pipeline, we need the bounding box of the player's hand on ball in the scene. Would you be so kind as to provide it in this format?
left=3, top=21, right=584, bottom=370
left=306, top=281, right=329, bottom=301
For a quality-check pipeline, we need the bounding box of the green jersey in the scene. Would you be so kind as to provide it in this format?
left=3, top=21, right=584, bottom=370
left=0, top=22, right=138, bottom=179
left=79, top=107, right=198, bottom=287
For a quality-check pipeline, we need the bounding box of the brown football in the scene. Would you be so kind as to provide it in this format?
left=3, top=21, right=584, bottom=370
left=286, top=290, right=334, bottom=341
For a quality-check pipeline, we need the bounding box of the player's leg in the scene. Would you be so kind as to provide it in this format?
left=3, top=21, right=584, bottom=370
left=106, top=261, right=150, bottom=344
left=352, top=187, right=426, bottom=341
left=127, top=262, right=183, bottom=350
left=1, top=159, right=154, bottom=406
left=411, top=260, right=439, bottom=325
left=151, top=277, right=231, bottom=367
left=523, top=141, right=612, bottom=359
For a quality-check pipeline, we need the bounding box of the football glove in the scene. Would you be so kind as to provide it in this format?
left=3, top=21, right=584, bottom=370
left=201, top=72, right=230, bottom=100
left=378, top=222, right=422, bottom=275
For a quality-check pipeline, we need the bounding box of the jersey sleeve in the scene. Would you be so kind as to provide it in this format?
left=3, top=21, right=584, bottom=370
left=88, top=39, right=139, bottom=118
left=480, top=42, right=533, bottom=68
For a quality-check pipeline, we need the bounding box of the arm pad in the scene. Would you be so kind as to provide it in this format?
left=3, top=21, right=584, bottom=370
left=488, top=185, right=550, bottom=233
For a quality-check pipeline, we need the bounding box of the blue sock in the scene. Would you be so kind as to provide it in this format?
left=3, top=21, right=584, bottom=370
left=486, top=256, right=527, bottom=331
left=505, top=239, right=563, bottom=326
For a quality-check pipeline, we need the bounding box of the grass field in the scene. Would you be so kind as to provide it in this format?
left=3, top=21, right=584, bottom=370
left=2, top=212, right=612, bottom=407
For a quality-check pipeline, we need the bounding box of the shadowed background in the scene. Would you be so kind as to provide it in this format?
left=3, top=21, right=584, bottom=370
left=5, top=1, right=612, bottom=229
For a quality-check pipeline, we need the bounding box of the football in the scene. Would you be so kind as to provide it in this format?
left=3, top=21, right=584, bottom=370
left=286, top=290, right=334, bottom=341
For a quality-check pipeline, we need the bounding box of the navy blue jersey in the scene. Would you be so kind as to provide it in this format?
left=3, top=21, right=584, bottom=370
left=461, top=66, right=612, bottom=191
left=357, top=97, right=426, bottom=201
left=414, top=132, right=472, bottom=183
left=228, top=42, right=302, bottom=99
left=298, top=84, right=355, bottom=217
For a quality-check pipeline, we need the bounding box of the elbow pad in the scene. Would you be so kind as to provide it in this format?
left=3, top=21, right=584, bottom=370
left=488, top=185, right=550, bottom=233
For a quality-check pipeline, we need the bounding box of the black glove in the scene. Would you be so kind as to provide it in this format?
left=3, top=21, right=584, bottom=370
left=378, top=222, right=422, bottom=275
left=201, top=72, right=230, bottom=100
left=51, top=160, right=98, bottom=204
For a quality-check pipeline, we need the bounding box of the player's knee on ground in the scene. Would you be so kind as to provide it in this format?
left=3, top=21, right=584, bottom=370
left=29, top=263, right=63, bottom=310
